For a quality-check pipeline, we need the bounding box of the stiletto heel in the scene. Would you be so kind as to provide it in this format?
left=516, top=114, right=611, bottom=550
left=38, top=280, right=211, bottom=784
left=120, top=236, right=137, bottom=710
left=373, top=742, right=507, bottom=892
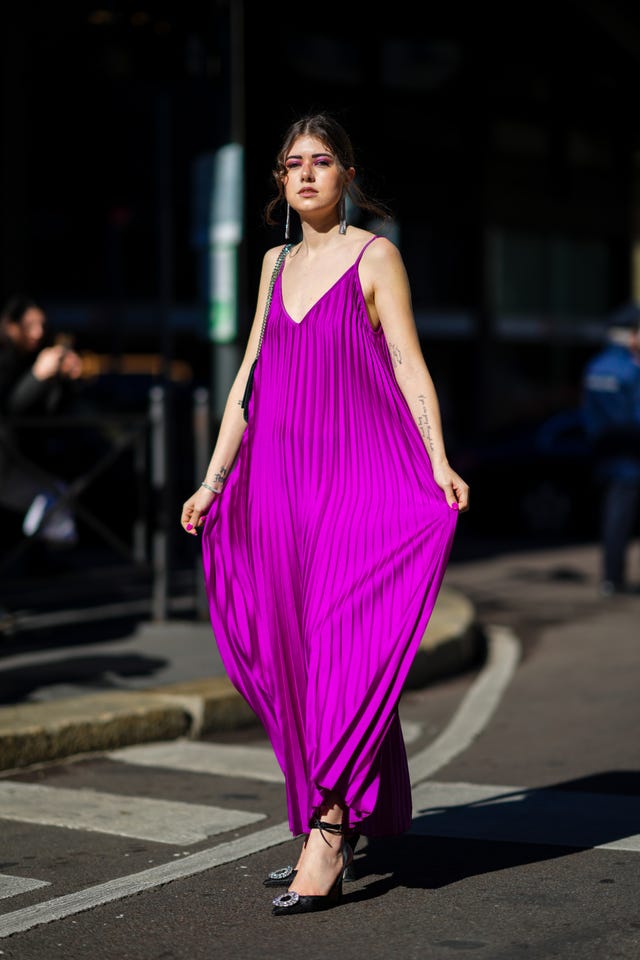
left=342, top=830, right=361, bottom=882
left=271, top=818, right=351, bottom=916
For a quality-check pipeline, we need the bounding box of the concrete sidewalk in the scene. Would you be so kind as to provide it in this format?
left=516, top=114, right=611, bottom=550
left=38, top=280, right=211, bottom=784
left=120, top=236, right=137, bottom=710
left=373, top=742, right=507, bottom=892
left=0, top=584, right=480, bottom=773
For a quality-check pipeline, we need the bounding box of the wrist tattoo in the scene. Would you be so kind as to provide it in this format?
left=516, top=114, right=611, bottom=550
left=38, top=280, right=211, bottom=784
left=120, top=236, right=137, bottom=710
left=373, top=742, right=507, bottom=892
left=417, top=395, right=435, bottom=451
left=389, top=343, right=403, bottom=368
left=207, top=466, right=228, bottom=486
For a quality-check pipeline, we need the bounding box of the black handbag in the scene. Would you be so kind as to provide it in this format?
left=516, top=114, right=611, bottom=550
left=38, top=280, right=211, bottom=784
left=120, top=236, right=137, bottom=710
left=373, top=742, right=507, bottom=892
left=241, top=243, right=292, bottom=422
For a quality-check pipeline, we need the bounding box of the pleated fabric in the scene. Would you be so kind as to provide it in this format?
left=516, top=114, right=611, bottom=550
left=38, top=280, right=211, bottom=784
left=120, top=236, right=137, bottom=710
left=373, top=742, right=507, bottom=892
left=201, top=236, right=458, bottom=837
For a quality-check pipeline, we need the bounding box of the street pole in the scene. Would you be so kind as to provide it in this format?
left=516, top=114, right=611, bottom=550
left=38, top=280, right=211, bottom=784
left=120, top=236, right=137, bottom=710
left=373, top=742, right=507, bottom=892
left=208, top=0, right=245, bottom=423
left=208, top=144, right=244, bottom=419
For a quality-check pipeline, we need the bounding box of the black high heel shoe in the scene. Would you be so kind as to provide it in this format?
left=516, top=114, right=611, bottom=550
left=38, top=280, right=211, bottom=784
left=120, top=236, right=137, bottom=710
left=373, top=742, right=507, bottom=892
left=271, top=818, right=352, bottom=916
left=342, top=830, right=360, bottom=882
left=263, top=831, right=361, bottom=886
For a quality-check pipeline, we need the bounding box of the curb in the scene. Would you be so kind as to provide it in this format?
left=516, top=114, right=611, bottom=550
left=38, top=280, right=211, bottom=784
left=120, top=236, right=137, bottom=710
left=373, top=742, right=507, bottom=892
left=0, top=587, right=480, bottom=773
left=406, top=588, right=481, bottom=689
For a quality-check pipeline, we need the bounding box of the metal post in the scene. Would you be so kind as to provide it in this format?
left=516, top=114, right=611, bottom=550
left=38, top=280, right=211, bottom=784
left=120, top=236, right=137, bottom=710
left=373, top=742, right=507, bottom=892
left=149, top=385, right=168, bottom=621
left=193, top=387, right=212, bottom=620
left=207, top=143, right=244, bottom=420
left=133, top=419, right=148, bottom=565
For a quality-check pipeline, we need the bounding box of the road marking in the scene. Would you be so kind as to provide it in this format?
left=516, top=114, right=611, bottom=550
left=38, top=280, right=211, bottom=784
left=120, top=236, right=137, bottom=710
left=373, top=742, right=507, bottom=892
left=411, top=780, right=640, bottom=852
left=107, top=721, right=423, bottom=780
left=400, top=719, right=421, bottom=744
left=0, top=626, right=515, bottom=936
left=0, top=821, right=291, bottom=938
left=0, top=875, right=50, bottom=901
left=409, top=624, right=520, bottom=786
left=108, top=740, right=283, bottom=782
left=0, top=782, right=265, bottom=844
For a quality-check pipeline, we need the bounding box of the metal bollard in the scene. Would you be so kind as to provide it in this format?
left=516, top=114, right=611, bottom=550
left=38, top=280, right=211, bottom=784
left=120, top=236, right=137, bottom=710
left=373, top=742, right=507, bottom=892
left=133, top=420, right=148, bottom=565
left=192, top=387, right=211, bottom=621
left=149, top=385, right=168, bottom=621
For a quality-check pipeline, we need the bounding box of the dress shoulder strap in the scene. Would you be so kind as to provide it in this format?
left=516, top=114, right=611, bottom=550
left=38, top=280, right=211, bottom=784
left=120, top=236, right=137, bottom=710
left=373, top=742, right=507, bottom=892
left=354, top=235, right=380, bottom=268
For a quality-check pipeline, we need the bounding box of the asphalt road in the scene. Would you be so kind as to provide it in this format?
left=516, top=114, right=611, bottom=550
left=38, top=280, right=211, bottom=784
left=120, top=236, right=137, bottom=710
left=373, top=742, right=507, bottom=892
left=0, top=538, right=639, bottom=959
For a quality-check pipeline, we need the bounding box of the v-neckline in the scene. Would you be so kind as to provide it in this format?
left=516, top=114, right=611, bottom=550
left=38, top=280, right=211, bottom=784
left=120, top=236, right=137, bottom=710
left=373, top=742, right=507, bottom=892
left=279, top=259, right=357, bottom=326
left=279, top=234, right=383, bottom=325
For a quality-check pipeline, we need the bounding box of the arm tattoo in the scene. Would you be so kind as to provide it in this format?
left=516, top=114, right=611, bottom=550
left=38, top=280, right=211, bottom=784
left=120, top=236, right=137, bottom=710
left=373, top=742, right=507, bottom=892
left=209, top=466, right=228, bottom=485
left=416, top=394, right=435, bottom=451
left=389, top=342, right=403, bottom=368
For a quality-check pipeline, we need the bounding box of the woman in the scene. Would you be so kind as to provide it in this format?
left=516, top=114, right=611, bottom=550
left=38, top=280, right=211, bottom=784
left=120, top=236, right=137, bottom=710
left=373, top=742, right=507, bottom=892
left=181, top=112, right=469, bottom=916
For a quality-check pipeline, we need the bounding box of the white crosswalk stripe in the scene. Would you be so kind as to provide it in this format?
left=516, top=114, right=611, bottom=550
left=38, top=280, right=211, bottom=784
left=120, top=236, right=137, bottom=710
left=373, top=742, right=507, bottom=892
left=411, top=781, right=640, bottom=853
left=0, top=822, right=292, bottom=939
left=0, top=781, right=265, bottom=844
left=0, top=875, right=50, bottom=901
left=108, top=740, right=284, bottom=782
left=106, top=721, right=423, bottom=781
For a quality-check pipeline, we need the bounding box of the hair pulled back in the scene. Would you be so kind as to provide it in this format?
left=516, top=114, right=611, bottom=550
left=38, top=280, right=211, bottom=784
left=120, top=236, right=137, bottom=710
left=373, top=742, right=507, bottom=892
left=264, top=112, right=391, bottom=227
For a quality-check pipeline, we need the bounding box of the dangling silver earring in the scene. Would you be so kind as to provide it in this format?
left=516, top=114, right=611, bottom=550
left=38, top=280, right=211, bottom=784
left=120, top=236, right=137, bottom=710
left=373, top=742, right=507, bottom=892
left=285, top=203, right=291, bottom=241
left=339, top=195, right=347, bottom=235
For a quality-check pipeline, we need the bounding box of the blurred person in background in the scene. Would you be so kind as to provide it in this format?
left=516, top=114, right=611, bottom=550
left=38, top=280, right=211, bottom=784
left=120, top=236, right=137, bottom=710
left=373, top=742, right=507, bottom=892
left=582, top=302, right=640, bottom=595
left=0, top=294, right=82, bottom=546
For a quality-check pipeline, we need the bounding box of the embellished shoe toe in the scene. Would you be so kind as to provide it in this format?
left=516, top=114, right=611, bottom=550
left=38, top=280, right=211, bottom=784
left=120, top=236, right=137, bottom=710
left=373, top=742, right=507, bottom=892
left=272, top=884, right=341, bottom=916
left=263, top=864, right=297, bottom=887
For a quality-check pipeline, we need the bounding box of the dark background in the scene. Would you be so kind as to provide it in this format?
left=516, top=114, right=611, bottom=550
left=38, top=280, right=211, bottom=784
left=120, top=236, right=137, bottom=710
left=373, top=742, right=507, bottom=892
left=3, top=0, right=640, bottom=548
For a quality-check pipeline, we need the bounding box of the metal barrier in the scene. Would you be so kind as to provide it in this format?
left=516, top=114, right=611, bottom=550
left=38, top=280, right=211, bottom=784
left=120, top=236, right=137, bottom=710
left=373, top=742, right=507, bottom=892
left=0, top=411, right=150, bottom=584
left=0, top=385, right=214, bottom=624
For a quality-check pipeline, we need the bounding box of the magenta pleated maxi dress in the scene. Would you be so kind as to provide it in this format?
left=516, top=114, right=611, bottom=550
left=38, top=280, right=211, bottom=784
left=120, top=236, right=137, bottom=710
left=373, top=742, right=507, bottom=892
left=201, top=236, right=458, bottom=838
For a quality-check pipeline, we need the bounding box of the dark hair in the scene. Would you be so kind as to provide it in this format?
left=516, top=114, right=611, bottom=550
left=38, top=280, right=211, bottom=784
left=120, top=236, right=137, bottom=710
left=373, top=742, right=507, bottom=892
left=1, top=294, right=44, bottom=324
left=606, top=301, right=640, bottom=330
left=264, top=112, right=391, bottom=227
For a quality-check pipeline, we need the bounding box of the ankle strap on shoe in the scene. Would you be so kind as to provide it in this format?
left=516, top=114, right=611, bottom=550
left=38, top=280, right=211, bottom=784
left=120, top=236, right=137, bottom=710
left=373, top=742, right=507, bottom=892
left=310, top=817, right=346, bottom=844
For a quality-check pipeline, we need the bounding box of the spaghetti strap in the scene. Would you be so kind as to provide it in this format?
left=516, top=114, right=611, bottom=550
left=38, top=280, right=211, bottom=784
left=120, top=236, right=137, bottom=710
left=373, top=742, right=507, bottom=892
left=354, top=234, right=380, bottom=268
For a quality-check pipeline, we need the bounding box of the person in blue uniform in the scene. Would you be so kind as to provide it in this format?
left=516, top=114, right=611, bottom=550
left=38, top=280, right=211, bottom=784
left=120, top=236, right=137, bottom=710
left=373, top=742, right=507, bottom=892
left=582, top=302, right=640, bottom=594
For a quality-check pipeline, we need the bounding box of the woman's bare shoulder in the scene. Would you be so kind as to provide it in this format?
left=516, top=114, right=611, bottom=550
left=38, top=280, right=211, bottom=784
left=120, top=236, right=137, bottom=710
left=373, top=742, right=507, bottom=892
left=262, top=243, right=289, bottom=271
left=361, top=233, right=406, bottom=282
left=366, top=233, right=401, bottom=261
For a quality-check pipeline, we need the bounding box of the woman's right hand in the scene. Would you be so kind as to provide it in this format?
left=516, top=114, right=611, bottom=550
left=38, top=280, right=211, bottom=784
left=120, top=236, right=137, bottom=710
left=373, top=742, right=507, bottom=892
left=181, top=487, right=217, bottom=536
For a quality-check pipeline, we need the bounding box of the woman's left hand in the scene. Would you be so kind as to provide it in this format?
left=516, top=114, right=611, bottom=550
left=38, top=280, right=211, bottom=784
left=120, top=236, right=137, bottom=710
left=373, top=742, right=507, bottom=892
left=432, top=463, right=470, bottom=513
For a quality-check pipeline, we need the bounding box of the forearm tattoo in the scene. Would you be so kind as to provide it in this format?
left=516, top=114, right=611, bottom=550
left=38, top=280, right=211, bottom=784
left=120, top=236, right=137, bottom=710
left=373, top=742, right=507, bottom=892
left=416, top=395, right=435, bottom=451
left=389, top=342, right=403, bottom=368
left=208, top=466, right=228, bottom=486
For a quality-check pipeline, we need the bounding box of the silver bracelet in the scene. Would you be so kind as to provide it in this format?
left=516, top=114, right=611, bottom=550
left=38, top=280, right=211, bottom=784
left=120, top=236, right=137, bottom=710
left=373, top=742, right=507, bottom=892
left=201, top=481, right=222, bottom=494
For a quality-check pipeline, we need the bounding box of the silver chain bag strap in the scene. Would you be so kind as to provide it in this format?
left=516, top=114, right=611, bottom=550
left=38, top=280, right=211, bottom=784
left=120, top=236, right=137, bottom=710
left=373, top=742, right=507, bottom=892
left=240, top=243, right=292, bottom=422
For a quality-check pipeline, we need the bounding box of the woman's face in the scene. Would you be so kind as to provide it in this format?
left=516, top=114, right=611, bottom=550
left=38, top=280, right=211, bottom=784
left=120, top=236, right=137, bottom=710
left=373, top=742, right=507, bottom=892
left=283, top=135, right=352, bottom=219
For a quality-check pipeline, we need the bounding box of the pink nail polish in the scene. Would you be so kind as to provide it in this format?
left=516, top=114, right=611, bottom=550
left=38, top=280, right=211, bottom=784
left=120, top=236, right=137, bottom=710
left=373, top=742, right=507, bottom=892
left=450, top=502, right=458, bottom=510
left=186, top=523, right=193, bottom=531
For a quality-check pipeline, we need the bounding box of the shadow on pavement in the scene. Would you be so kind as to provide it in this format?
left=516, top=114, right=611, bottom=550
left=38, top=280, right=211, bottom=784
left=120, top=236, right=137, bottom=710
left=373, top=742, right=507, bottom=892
left=346, top=770, right=640, bottom=900
left=0, top=652, right=168, bottom=704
